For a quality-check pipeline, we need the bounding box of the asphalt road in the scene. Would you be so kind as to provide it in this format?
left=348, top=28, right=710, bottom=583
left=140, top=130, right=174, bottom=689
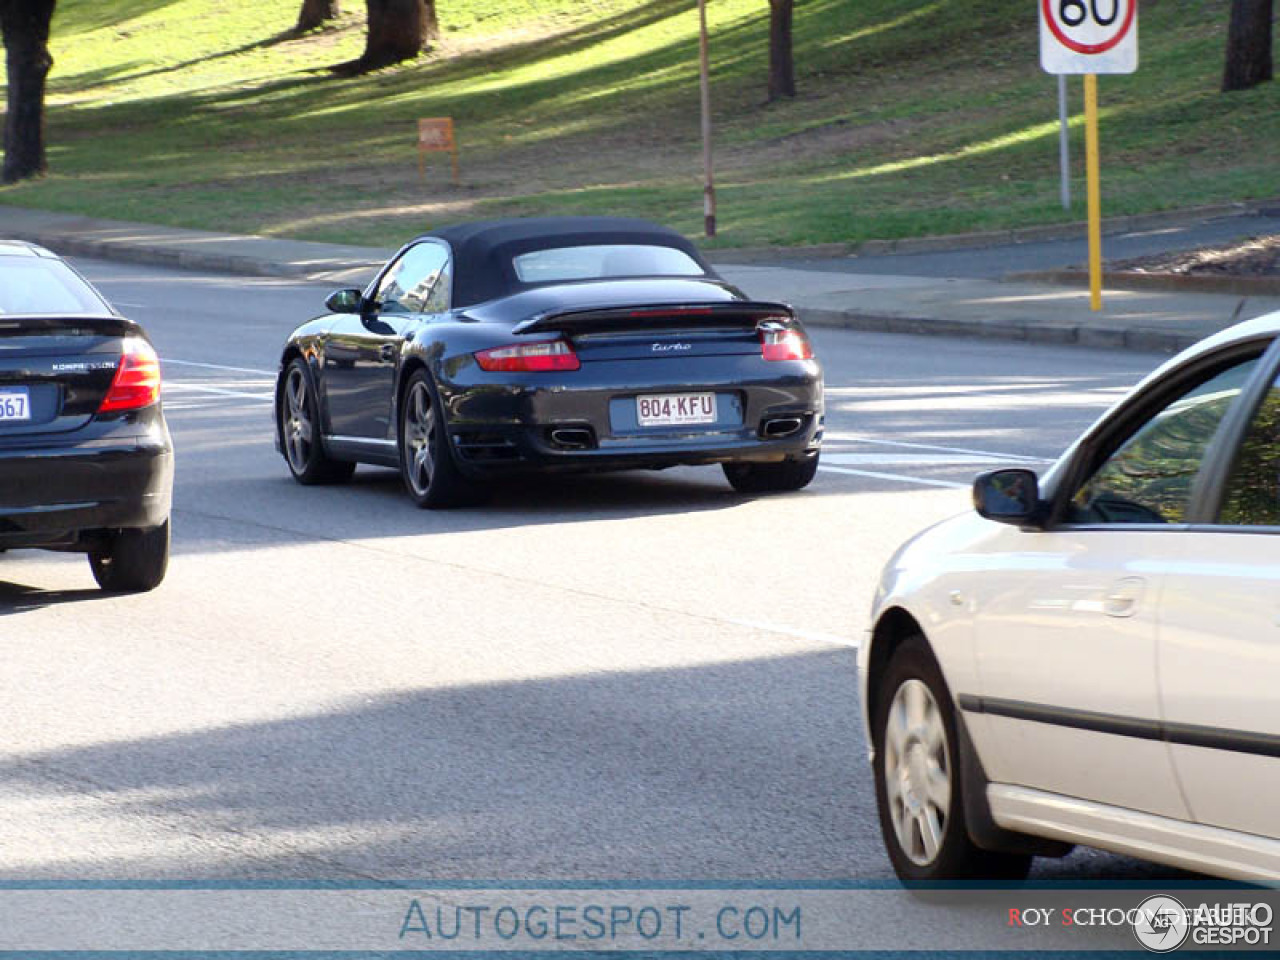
left=0, top=259, right=1194, bottom=884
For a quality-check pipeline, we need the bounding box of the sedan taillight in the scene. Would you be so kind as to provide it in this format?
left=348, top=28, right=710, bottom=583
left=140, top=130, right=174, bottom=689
left=474, top=339, right=580, bottom=372
left=98, top=338, right=162, bottom=413
left=759, top=322, right=813, bottom=362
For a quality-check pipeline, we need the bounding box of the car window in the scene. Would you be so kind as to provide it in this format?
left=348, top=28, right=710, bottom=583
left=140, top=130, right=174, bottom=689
left=1219, top=372, right=1280, bottom=526
left=375, top=243, right=450, bottom=314
left=1069, top=358, right=1260, bottom=524
left=0, top=258, right=112, bottom=315
left=511, top=245, right=705, bottom=283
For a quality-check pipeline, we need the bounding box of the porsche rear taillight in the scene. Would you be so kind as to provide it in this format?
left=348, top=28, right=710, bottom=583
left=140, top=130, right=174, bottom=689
left=474, top=339, right=580, bottom=372
left=759, top=323, right=813, bottom=362
left=98, top=338, right=162, bottom=413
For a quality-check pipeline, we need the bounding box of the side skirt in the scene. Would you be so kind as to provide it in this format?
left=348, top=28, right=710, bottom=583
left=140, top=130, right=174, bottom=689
left=988, top=784, right=1280, bottom=884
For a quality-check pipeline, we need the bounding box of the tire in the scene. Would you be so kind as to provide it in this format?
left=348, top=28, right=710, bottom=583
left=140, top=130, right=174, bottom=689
left=398, top=369, right=482, bottom=509
left=89, top=519, right=170, bottom=593
left=723, top=450, right=819, bottom=493
left=279, top=358, right=356, bottom=485
left=872, top=635, right=1032, bottom=883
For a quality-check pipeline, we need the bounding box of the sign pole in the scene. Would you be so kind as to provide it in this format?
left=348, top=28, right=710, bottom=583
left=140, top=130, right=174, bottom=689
left=1057, top=74, right=1070, bottom=210
left=1040, top=0, right=1137, bottom=313
left=698, top=0, right=716, bottom=238
left=1083, top=73, right=1102, bottom=312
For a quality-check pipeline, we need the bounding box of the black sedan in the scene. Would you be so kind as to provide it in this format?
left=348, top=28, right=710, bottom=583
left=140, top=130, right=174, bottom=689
left=274, top=217, right=823, bottom=507
left=0, top=242, right=173, bottom=591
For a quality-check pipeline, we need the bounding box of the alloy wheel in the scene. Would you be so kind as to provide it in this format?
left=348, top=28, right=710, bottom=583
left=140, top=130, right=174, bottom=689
left=403, top=380, right=436, bottom=497
left=883, top=678, right=953, bottom=865
left=284, top=366, right=314, bottom=473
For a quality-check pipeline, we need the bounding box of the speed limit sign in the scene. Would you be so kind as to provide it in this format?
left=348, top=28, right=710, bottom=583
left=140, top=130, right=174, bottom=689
left=1040, top=0, right=1138, bottom=74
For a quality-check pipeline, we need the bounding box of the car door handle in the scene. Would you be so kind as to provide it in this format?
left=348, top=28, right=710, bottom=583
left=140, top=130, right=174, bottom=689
left=1104, top=576, right=1146, bottom=618
left=379, top=344, right=397, bottom=361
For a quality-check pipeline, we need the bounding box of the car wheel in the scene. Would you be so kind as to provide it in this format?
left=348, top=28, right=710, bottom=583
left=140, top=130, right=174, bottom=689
left=399, top=369, right=480, bottom=509
left=89, top=519, right=170, bottom=593
left=723, top=450, right=819, bottom=493
left=872, top=635, right=1032, bottom=883
left=280, top=358, right=355, bottom=485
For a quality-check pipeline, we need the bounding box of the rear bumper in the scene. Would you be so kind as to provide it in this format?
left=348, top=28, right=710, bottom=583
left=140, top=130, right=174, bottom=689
left=450, top=419, right=822, bottom=475
left=0, top=430, right=173, bottom=549
left=438, top=356, right=824, bottom=476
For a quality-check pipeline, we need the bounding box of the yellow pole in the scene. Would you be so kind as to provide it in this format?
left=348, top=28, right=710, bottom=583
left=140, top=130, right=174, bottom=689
left=1084, top=73, right=1102, bottom=312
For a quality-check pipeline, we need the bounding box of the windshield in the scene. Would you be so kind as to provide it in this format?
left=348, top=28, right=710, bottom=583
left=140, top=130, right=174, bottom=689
left=0, top=256, right=114, bottom=316
left=512, top=244, right=705, bottom=284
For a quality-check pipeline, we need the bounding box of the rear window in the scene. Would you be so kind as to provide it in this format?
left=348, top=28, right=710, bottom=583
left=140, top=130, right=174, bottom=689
left=0, top=257, right=112, bottom=316
left=511, top=244, right=705, bottom=284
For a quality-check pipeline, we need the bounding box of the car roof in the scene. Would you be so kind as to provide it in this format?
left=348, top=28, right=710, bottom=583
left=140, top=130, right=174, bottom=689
left=419, top=217, right=714, bottom=308
left=0, top=240, right=57, bottom=259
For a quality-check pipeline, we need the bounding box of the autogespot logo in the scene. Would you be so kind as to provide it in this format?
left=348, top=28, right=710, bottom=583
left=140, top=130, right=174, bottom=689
left=1132, top=895, right=1190, bottom=953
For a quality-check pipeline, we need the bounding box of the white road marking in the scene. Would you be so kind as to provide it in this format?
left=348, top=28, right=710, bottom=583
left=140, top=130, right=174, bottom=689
left=821, top=432, right=1048, bottom=463
left=818, top=465, right=968, bottom=489
left=164, top=382, right=273, bottom=402
left=163, top=358, right=278, bottom=376
left=824, top=453, right=1005, bottom=466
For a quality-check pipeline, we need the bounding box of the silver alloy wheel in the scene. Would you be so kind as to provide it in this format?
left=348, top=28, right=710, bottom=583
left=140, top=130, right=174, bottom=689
left=284, top=366, right=314, bottom=473
left=883, top=677, right=952, bottom=866
left=403, top=380, right=436, bottom=497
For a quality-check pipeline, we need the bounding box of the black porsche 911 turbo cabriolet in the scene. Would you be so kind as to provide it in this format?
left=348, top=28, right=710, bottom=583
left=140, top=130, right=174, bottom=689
left=275, top=216, right=823, bottom=507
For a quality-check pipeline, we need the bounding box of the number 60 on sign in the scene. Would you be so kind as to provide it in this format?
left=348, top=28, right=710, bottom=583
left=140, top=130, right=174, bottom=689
left=1040, top=0, right=1138, bottom=74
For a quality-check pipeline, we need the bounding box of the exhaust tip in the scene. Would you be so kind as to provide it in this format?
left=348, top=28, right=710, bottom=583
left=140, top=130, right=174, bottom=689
left=550, top=427, right=595, bottom=450
left=761, top=417, right=803, bottom=439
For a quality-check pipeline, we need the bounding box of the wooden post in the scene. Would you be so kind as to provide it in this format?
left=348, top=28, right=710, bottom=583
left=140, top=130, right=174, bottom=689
left=698, top=0, right=716, bottom=237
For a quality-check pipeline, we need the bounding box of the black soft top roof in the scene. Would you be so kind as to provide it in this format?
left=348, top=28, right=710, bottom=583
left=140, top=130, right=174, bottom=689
left=422, top=217, right=714, bottom=308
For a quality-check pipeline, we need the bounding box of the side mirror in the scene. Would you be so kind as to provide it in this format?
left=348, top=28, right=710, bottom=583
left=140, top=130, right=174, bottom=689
left=325, top=288, right=365, bottom=314
left=973, top=468, right=1043, bottom=526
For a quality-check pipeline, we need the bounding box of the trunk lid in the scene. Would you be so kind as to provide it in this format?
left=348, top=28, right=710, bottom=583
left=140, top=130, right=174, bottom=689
left=513, top=301, right=794, bottom=362
left=0, top=316, right=138, bottom=438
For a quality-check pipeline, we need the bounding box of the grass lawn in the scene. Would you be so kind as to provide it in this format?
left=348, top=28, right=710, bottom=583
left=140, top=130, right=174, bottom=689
left=0, top=0, right=1276, bottom=248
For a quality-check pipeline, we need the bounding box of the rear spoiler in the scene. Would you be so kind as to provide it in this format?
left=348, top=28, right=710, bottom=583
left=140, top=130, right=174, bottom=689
left=512, top=301, right=797, bottom=336
left=0, top=314, right=141, bottom=339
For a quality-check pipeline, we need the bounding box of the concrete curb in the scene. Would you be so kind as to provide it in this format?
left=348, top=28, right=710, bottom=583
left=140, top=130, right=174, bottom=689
left=705, top=201, right=1267, bottom=264
left=1, top=218, right=386, bottom=284
left=1013, top=269, right=1280, bottom=298
left=794, top=306, right=1198, bottom=355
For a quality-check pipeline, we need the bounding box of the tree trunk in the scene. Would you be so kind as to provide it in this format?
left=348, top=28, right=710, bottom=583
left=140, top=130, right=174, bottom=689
left=768, top=0, right=795, bottom=101
left=359, top=0, right=433, bottom=70
left=1223, top=0, right=1274, bottom=91
left=0, top=0, right=56, bottom=184
left=424, top=0, right=439, bottom=42
left=297, top=0, right=340, bottom=33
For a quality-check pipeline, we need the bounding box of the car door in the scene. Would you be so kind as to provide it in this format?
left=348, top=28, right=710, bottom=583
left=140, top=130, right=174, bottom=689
left=1158, top=341, right=1280, bottom=840
left=324, top=241, right=451, bottom=445
left=968, top=348, right=1268, bottom=819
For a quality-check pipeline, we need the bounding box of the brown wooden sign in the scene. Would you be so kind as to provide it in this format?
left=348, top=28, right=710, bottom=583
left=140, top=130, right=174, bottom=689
left=418, top=118, right=459, bottom=184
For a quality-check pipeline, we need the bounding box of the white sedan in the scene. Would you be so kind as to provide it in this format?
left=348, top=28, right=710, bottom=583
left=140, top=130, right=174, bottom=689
left=859, top=312, right=1280, bottom=883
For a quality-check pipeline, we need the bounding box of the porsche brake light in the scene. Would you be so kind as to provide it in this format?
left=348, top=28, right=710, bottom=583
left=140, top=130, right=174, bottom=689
left=474, top=340, right=580, bottom=372
left=98, top=338, right=162, bottom=412
left=759, top=323, right=813, bottom=362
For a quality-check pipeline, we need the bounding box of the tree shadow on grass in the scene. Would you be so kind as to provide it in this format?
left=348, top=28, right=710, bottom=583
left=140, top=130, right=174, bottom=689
left=53, top=0, right=187, bottom=37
